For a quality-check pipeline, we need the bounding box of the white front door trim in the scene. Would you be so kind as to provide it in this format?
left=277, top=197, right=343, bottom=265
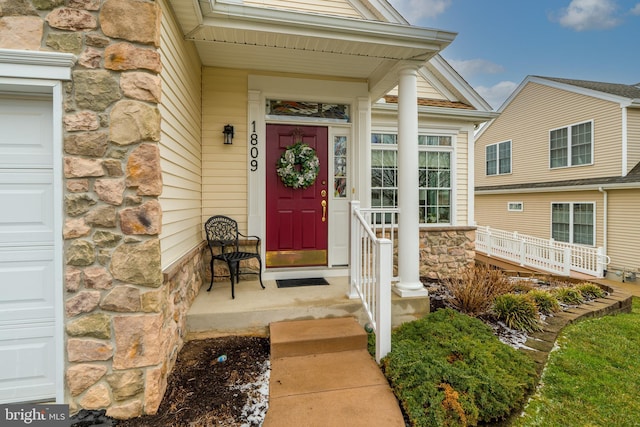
left=247, top=75, right=370, bottom=271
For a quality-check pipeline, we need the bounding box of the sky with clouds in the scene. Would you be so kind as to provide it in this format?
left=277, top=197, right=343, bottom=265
left=387, top=0, right=640, bottom=110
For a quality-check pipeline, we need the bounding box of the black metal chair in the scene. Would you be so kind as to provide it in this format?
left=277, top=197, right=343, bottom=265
left=204, top=215, right=265, bottom=299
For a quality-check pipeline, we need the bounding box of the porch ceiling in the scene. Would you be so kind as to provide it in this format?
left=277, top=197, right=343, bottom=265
left=168, top=0, right=456, bottom=96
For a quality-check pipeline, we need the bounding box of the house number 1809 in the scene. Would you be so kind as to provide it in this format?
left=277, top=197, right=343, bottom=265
left=250, top=121, right=259, bottom=172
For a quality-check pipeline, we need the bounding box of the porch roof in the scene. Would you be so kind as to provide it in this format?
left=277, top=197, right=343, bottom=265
left=168, top=0, right=456, bottom=99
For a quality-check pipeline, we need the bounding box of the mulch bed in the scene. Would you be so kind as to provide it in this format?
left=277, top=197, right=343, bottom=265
left=71, top=336, right=270, bottom=427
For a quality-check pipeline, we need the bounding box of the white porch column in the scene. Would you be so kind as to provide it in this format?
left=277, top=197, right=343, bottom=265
left=395, top=64, right=427, bottom=296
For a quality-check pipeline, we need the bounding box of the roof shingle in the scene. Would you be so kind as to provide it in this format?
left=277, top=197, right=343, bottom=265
left=383, top=95, right=475, bottom=110
left=535, top=76, right=640, bottom=100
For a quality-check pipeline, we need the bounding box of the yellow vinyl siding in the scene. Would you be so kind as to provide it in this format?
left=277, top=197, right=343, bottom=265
left=386, top=76, right=447, bottom=100
left=627, top=108, right=640, bottom=172
left=417, top=77, right=447, bottom=100
left=476, top=82, right=623, bottom=188
left=475, top=191, right=604, bottom=247
left=243, top=0, right=363, bottom=18
left=202, top=67, right=250, bottom=232
left=606, top=189, right=640, bottom=272
left=476, top=194, right=552, bottom=238
left=159, top=0, right=203, bottom=269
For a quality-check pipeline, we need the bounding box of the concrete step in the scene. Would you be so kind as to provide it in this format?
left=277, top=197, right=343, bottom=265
left=264, top=349, right=405, bottom=427
left=185, top=278, right=430, bottom=338
left=270, top=317, right=368, bottom=359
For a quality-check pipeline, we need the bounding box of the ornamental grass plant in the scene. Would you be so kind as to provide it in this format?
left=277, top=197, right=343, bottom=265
left=442, top=265, right=514, bottom=316
left=527, top=289, right=561, bottom=315
left=575, top=282, right=606, bottom=300
left=552, top=286, right=584, bottom=305
left=492, top=293, right=542, bottom=332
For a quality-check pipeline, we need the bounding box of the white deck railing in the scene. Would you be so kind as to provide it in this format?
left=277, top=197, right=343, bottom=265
left=349, top=201, right=395, bottom=363
left=476, top=225, right=610, bottom=278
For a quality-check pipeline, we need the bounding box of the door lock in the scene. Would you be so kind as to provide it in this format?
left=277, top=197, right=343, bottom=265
left=321, top=189, right=327, bottom=197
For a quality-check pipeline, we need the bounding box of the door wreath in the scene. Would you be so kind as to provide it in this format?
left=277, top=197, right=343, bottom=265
left=276, top=142, right=320, bottom=189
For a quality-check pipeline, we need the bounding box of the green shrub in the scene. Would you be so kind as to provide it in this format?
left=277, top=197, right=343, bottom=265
left=367, top=330, right=375, bottom=357
left=382, top=309, right=537, bottom=426
left=442, top=265, right=514, bottom=316
left=492, top=294, right=542, bottom=332
left=575, top=282, right=606, bottom=300
left=527, top=289, right=561, bottom=315
left=552, top=287, right=584, bottom=305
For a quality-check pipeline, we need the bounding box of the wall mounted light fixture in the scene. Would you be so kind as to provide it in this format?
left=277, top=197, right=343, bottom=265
left=223, top=124, right=234, bottom=145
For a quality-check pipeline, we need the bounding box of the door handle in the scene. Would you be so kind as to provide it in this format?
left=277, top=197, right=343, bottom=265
left=321, top=200, right=327, bottom=222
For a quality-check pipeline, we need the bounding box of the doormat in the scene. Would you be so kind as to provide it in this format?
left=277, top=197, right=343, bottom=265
left=276, top=277, right=330, bottom=288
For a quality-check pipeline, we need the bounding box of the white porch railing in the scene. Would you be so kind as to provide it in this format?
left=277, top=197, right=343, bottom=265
left=476, top=225, right=610, bottom=278
left=349, top=201, right=395, bottom=363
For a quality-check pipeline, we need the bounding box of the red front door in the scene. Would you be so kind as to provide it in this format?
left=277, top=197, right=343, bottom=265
left=266, top=124, right=328, bottom=267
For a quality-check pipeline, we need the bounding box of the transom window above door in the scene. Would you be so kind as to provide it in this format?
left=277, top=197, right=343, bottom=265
left=266, top=99, right=350, bottom=122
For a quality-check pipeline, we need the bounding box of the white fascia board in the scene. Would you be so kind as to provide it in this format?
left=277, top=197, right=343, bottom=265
left=528, top=76, right=635, bottom=106
left=0, top=49, right=76, bottom=80
left=622, top=99, right=640, bottom=108
left=203, top=1, right=456, bottom=51
left=429, top=55, right=493, bottom=112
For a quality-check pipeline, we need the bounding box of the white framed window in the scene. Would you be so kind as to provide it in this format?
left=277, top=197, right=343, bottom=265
left=551, top=202, right=595, bottom=245
left=486, top=140, right=511, bottom=175
left=333, top=135, right=348, bottom=198
left=549, top=120, right=593, bottom=168
left=371, top=132, right=453, bottom=224
left=507, top=202, right=523, bottom=212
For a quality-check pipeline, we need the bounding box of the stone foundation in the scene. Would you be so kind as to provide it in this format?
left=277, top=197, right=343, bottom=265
left=0, top=0, right=192, bottom=418
left=378, top=226, right=475, bottom=281
left=66, top=244, right=205, bottom=419
left=418, top=226, right=476, bottom=280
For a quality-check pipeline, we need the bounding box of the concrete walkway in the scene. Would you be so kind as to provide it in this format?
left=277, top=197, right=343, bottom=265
left=596, top=278, right=640, bottom=297
left=261, top=282, right=635, bottom=426
left=263, top=317, right=405, bottom=427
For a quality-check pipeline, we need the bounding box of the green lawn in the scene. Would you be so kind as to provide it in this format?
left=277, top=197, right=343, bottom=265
left=513, top=297, right=640, bottom=426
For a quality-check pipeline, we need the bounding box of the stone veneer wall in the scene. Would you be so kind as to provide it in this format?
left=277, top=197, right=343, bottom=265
left=419, top=226, right=476, bottom=280
left=0, top=0, right=202, bottom=419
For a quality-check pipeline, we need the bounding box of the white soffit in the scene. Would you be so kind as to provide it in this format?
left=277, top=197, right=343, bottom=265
left=172, top=0, right=455, bottom=81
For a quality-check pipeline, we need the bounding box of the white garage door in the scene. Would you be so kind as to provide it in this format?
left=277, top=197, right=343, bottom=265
left=0, top=94, right=57, bottom=403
